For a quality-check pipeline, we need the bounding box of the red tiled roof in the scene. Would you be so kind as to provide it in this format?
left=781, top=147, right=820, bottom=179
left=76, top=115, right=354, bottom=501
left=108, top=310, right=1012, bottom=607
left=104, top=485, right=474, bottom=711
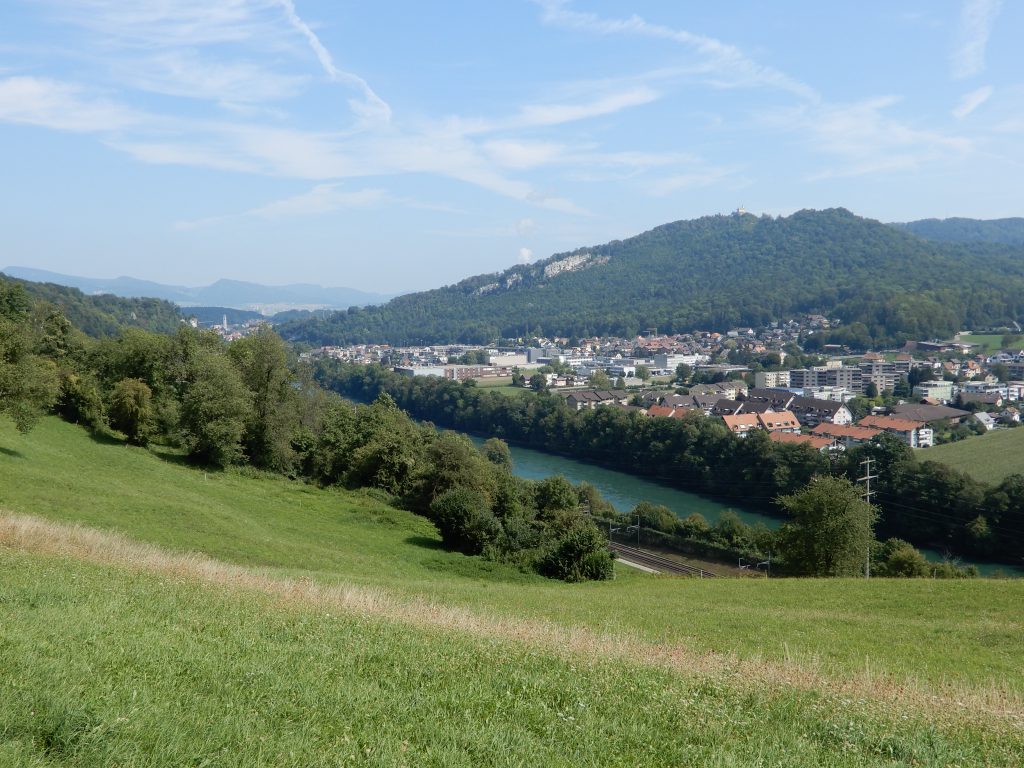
left=757, top=410, right=800, bottom=431
left=858, top=415, right=924, bottom=432
left=812, top=423, right=881, bottom=440
left=768, top=432, right=835, bottom=449
left=722, top=413, right=760, bottom=432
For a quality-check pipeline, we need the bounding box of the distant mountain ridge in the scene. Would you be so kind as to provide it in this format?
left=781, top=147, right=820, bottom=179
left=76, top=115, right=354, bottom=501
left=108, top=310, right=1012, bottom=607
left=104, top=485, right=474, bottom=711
left=278, top=208, right=1024, bottom=347
left=0, top=267, right=392, bottom=311
left=891, top=217, right=1024, bottom=246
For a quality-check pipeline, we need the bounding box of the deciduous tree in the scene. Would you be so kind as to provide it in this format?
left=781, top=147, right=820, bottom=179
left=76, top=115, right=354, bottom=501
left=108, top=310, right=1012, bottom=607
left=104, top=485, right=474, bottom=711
left=777, top=476, right=877, bottom=576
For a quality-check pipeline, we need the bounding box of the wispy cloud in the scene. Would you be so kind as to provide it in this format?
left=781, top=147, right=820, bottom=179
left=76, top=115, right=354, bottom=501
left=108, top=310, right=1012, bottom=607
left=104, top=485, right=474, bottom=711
left=47, top=0, right=286, bottom=48
left=116, top=51, right=309, bottom=104
left=647, top=167, right=741, bottom=196
left=275, top=0, right=391, bottom=124
left=45, top=0, right=388, bottom=122
left=951, top=0, right=1003, bottom=80
left=177, top=184, right=392, bottom=229
left=763, top=97, right=974, bottom=180
left=535, top=0, right=818, bottom=101
left=6, top=2, right=716, bottom=219
left=0, top=75, right=142, bottom=132
left=443, top=84, right=661, bottom=137
left=513, top=86, right=660, bottom=128
left=952, top=85, right=994, bottom=119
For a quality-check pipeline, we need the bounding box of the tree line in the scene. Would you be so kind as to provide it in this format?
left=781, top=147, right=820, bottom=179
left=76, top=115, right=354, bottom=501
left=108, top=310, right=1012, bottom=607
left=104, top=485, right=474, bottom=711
left=0, top=280, right=613, bottom=582
left=1, top=273, right=183, bottom=338
left=318, top=362, right=1024, bottom=566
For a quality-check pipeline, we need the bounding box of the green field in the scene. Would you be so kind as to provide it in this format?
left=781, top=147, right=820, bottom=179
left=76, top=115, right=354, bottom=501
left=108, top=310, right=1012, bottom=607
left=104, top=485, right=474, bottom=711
left=921, top=427, right=1024, bottom=484
left=470, top=377, right=535, bottom=398
left=953, top=333, right=1024, bottom=353
left=2, top=418, right=1023, bottom=765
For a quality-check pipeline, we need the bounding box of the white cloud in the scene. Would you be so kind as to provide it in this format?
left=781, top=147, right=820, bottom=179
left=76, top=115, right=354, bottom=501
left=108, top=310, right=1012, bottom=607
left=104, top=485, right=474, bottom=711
left=535, top=0, right=817, bottom=101
left=177, top=183, right=391, bottom=229
left=951, top=0, right=1003, bottom=80
left=47, top=0, right=389, bottom=122
left=117, top=51, right=310, bottom=104
left=249, top=183, right=389, bottom=218
left=48, top=0, right=286, bottom=47
left=952, top=85, right=994, bottom=119
left=763, top=97, right=974, bottom=180
left=516, top=218, right=537, bottom=235
left=646, top=167, right=737, bottom=196
left=513, top=86, right=660, bottom=128
left=9, top=3, right=689, bottom=218
left=0, top=76, right=142, bottom=132
left=445, top=85, right=662, bottom=137
left=483, top=140, right=567, bottom=169
left=518, top=247, right=534, bottom=263
left=114, top=140, right=262, bottom=174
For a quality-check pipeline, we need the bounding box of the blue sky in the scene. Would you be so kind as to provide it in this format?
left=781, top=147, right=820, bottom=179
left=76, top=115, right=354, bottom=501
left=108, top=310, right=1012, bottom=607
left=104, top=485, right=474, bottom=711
left=1, top=1, right=1021, bottom=293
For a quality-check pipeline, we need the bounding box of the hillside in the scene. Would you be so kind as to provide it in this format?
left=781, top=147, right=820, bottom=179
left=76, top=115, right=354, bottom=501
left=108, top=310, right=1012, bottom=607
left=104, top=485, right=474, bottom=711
left=921, top=428, right=1024, bottom=485
left=1, top=417, right=1023, bottom=765
left=2, top=266, right=392, bottom=310
left=893, top=217, right=1024, bottom=246
left=0, top=273, right=182, bottom=337
left=279, top=209, right=1024, bottom=346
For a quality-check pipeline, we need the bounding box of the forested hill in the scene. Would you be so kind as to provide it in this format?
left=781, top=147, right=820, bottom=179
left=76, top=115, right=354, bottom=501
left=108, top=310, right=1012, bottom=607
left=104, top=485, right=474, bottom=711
left=892, top=217, right=1024, bottom=246
left=0, top=273, right=182, bottom=337
left=279, top=208, right=1024, bottom=347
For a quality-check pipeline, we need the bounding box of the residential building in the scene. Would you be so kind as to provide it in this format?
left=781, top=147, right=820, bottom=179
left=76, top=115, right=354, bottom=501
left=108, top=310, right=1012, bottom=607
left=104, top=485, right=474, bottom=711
left=858, top=360, right=902, bottom=394
left=912, top=381, right=954, bottom=402
left=811, top=423, right=881, bottom=448
left=858, top=415, right=934, bottom=448
left=890, top=403, right=971, bottom=424
left=746, top=388, right=797, bottom=411
left=654, top=353, right=707, bottom=370
left=690, top=382, right=748, bottom=400
left=973, top=412, right=996, bottom=431
left=563, top=390, right=627, bottom=411
left=754, top=370, right=791, bottom=389
left=788, top=397, right=853, bottom=427
left=722, top=413, right=761, bottom=436
left=757, top=410, right=801, bottom=433
left=960, top=392, right=1003, bottom=409
left=788, top=365, right=862, bottom=392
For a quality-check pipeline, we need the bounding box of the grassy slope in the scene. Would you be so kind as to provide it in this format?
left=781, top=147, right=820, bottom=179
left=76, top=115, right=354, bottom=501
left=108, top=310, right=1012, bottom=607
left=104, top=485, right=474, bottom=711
left=1, top=418, right=1023, bottom=764
left=2, top=419, right=1022, bottom=692
left=921, top=427, right=1024, bottom=484
left=4, top=548, right=1019, bottom=767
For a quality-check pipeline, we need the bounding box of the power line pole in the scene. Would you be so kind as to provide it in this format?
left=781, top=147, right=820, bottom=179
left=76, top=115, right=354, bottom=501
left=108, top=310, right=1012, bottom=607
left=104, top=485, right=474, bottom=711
left=858, top=457, right=877, bottom=579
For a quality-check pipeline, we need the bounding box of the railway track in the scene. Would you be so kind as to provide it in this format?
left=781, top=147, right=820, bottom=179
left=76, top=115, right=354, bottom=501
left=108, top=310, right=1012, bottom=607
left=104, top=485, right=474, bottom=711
left=609, top=543, right=718, bottom=578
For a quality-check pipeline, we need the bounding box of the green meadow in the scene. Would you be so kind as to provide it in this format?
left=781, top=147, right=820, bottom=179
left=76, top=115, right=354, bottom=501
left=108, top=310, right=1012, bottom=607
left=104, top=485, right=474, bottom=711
left=922, top=427, right=1024, bottom=484
left=954, top=333, right=1024, bottom=354
left=2, top=418, right=1023, bottom=765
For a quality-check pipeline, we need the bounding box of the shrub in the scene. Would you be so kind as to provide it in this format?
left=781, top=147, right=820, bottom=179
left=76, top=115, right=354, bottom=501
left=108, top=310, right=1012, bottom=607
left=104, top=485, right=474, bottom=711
left=429, top=486, right=501, bottom=555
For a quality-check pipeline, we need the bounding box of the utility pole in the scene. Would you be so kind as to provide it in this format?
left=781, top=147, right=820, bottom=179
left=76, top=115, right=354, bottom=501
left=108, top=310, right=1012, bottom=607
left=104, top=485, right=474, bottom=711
left=858, top=457, right=877, bottom=579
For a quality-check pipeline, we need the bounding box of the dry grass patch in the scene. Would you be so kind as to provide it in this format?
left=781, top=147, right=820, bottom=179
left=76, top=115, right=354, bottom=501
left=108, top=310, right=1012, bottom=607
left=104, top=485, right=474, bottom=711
left=2, top=510, right=1020, bottom=730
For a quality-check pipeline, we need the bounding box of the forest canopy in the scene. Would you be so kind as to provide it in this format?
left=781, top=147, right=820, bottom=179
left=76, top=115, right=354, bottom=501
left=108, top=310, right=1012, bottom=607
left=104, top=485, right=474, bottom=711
left=279, top=209, right=1024, bottom=347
